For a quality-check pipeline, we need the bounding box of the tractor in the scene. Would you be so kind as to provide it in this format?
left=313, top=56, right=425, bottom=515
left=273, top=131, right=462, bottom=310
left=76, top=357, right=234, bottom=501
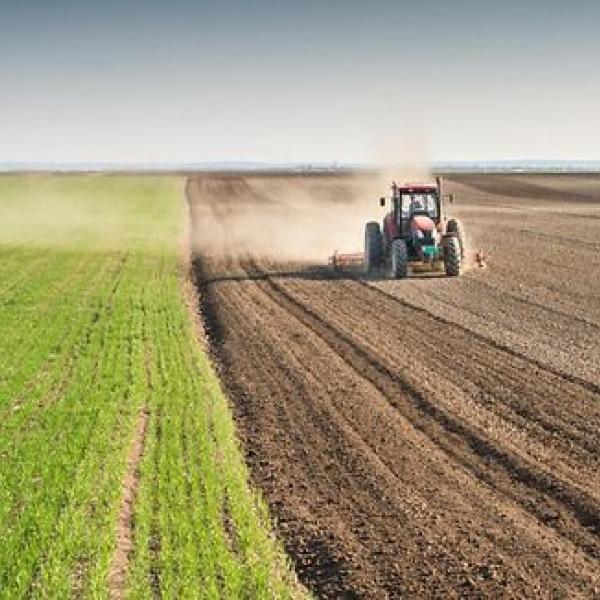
left=364, top=177, right=466, bottom=278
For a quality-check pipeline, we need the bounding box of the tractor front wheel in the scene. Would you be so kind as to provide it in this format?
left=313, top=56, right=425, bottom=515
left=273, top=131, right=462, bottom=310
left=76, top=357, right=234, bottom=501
left=364, top=222, right=383, bottom=274
left=444, top=236, right=461, bottom=276
left=391, top=238, right=409, bottom=279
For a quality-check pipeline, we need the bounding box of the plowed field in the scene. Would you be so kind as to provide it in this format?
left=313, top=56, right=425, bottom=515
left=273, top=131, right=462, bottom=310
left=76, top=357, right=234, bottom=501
left=188, top=173, right=600, bottom=598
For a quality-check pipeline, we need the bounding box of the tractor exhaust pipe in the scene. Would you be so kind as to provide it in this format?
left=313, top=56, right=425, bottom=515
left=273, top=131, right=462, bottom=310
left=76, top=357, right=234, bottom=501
left=436, top=176, right=445, bottom=221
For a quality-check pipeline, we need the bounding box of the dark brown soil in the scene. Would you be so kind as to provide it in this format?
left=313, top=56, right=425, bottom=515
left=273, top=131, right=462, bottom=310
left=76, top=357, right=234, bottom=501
left=188, top=173, right=600, bottom=598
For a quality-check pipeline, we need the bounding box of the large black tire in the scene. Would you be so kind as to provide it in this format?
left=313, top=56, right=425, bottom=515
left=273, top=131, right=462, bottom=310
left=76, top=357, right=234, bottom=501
left=390, top=238, right=409, bottom=279
left=444, top=236, right=461, bottom=276
left=446, top=218, right=466, bottom=259
left=364, top=222, right=383, bottom=273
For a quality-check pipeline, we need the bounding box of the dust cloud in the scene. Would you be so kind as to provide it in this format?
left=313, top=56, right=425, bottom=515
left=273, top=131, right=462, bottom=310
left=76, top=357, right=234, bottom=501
left=189, top=175, right=365, bottom=262
left=189, top=128, right=435, bottom=262
left=188, top=166, right=435, bottom=264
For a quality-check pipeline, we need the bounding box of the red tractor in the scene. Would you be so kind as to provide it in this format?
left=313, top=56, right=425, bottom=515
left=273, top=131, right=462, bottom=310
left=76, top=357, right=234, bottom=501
left=365, top=177, right=465, bottom=278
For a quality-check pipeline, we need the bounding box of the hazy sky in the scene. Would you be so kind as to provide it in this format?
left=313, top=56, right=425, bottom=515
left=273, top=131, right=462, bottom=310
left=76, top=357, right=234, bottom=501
left=1, top=0, right=599, bottom=163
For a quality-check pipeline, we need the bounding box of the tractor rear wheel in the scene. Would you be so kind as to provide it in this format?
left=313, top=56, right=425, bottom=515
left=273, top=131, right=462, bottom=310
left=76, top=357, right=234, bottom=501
left=390, top=238, right=408, bottom=279
left=446, top=218, right=466, bottom=259
left=364, top=222, right=383, bottom=274
left=444, top=236, right=461, bottom=276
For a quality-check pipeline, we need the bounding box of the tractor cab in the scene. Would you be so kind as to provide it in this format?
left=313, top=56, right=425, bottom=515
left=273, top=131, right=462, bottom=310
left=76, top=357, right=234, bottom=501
left=399, top=190, right=438, bottom=220
left=391, top=182, right=441, bottom=236
left=380, top=181, right=442, bottom=251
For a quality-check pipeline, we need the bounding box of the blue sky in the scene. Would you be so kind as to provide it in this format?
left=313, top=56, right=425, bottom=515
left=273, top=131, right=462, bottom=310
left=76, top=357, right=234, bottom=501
left=1, top=1, right=599, bottom=163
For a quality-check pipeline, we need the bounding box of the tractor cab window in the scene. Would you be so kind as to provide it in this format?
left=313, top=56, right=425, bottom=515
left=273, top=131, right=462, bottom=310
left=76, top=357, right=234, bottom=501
left=423, top=193, right=438, bottom=217
left=401, top=193, right=438, bottom=219
left=401, top=194, right=412, bottom=218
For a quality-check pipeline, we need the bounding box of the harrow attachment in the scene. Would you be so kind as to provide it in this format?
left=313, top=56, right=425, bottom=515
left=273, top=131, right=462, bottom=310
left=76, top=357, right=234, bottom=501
left=329, top=249, right=486, bottom=272
left=329, top=251, right=364, bottom=271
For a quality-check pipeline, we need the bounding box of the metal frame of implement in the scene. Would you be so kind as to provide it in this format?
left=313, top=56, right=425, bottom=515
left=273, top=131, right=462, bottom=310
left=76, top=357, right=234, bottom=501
left=329, top=249, right=486, bottom=271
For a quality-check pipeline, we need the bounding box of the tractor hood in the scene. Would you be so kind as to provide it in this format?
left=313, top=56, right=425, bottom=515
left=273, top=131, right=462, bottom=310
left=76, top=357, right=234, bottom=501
left=410, top=215, right=435, bottom=233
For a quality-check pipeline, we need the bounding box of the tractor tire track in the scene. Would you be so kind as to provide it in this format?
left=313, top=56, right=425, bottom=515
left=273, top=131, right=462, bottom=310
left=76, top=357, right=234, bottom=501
left=255, top=263, right=600, bottom=463
left=250, top=267, right=600, bottom=550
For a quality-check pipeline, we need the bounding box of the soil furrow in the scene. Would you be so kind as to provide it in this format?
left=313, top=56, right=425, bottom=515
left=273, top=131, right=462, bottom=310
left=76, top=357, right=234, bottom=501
left=290, top=275, right=600, bottom=465
left=198, top=259, right=600, bottom=597
left=362, top=279, right=600, bottom=395
left=253, top=270, right=600, bottom=549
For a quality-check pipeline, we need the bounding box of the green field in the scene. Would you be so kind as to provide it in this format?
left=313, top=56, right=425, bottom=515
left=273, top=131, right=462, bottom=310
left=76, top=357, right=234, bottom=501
left=0, top=175, right=302, bottom=598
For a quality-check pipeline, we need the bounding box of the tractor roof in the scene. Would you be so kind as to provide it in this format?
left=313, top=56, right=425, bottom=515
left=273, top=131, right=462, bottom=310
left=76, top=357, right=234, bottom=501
left=395, top=182, right=438, bottom=191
